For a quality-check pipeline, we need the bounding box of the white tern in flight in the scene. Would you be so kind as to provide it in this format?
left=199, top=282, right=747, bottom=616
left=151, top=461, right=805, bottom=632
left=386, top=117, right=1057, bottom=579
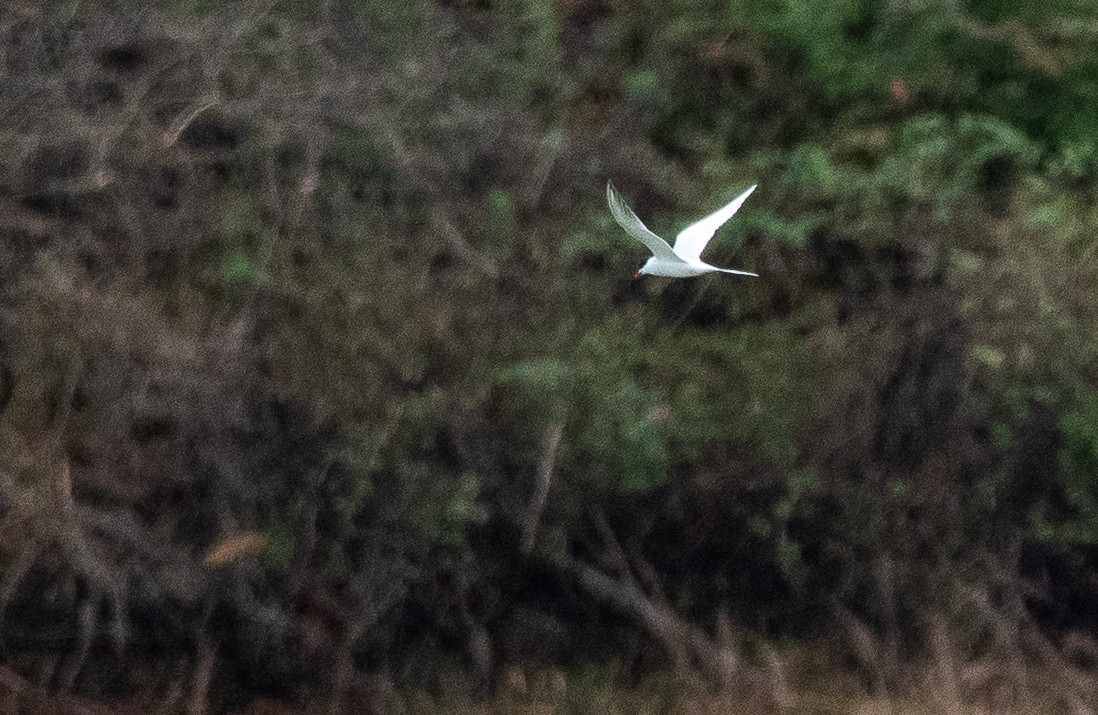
left=606, top=182, right=759, bottom=279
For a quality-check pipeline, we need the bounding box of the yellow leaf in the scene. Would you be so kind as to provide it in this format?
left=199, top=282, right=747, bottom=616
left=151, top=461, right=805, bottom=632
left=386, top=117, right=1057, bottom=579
left=202, top=531, right=268, bottom=568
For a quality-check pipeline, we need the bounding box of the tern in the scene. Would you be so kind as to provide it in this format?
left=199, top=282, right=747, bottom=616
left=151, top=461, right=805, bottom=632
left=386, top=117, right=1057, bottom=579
left=606, top=182, right=759, bottom=279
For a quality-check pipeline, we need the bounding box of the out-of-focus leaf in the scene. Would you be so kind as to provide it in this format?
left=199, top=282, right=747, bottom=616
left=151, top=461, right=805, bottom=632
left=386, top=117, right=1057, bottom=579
left=203, top=531, right=269, bottom=568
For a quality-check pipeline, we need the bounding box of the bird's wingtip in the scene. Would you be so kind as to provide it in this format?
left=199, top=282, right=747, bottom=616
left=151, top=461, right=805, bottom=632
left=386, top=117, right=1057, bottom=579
left=606, top=181, right=624, bottom=209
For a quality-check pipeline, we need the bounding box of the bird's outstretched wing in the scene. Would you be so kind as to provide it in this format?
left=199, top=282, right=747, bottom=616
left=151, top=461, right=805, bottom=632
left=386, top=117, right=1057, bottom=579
left=672, top=185, right=756, bottom=263
left=606, top=183, right=683, bottom=263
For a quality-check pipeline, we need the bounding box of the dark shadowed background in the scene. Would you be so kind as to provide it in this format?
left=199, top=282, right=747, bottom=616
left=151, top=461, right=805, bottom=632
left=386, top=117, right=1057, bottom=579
left=1, top=0, right=1098, bottom=712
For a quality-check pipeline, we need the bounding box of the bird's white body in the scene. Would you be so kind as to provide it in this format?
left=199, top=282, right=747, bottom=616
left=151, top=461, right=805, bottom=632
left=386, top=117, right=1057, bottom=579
left=636, top=256, right=721, bottom=278
left=636, top=255, right=750, bottom=278
left=606, top=182, right=758, bottom=279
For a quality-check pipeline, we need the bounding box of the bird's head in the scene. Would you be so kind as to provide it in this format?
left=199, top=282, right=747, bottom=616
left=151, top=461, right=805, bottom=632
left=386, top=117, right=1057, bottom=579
left=634, top=257, right=656, bottom=280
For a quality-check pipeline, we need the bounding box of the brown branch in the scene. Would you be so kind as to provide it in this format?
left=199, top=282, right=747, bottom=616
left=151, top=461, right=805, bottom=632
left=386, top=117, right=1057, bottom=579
left=591, top=507, right=636, bottom=584
left=430, top=206, right=500, bottom=278
left=565, top=513, right=747, bottom=687
left=568, top=556, right=742, bottom=686
left=187, top=632, right=216, bottom=715
left=163, top=100, right=218, bottom=148
left=521, top=420, right=564, bottom=553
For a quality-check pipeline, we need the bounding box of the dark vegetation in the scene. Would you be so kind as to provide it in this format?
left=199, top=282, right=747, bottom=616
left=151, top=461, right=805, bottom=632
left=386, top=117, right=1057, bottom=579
left=1, top=0, right=1098, bottom=712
